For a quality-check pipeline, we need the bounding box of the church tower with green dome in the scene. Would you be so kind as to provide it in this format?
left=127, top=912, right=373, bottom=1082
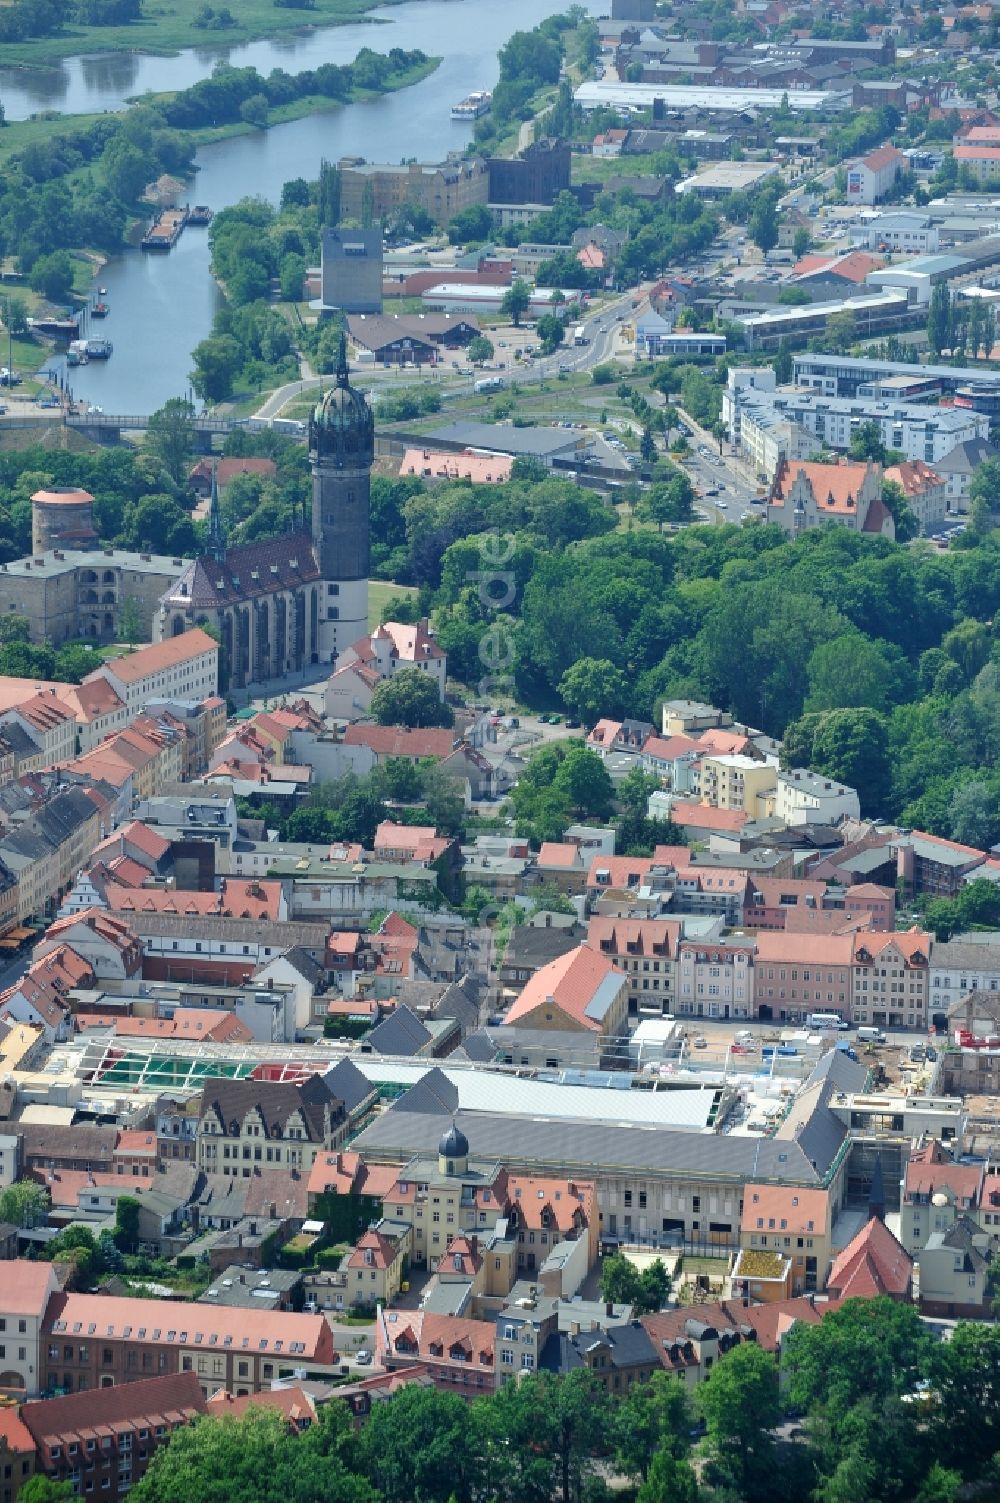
left=308, top=334, right=374, bottom=662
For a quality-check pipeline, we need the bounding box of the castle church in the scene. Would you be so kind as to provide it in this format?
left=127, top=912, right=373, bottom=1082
left=159, top=341, right=374, bottom=691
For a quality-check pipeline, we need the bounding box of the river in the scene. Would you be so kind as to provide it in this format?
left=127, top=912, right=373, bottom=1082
left=5, top=0, right=597, bottom=413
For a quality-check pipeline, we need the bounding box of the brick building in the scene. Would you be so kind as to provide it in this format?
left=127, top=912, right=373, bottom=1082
left=20, top=1371, right=207, bottom=1502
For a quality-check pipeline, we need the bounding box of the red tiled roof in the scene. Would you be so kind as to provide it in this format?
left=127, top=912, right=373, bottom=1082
left=206, top=1385, right=315, bottom=1429
left=23, top=1371, right=207, bottom=1450
left=343, top=725, right=455, bottom=759
left=771, top=459, right=874, bottom=515
left=669, top=801, right=749, bottom=832
left=94, top=629, right=217, bottom=686
left=503, top=945, right=625, bottom=1031
left=43, top=1291, right=335, bottom=1359
left=827, top=1217, right=912, bottom=1299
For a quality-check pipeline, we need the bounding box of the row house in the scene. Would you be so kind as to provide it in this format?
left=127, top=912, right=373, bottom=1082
left=928, top=938, right=1000, bottom=1026
left=39, top=1290, right=335, bottom=1399
left=587, top=916, right=681, bottom=1018
left=744, top=879, right=894, bottom=933
left=851, top=931, right=930, bottom=1032
left=676, top=940, right=755, bottom=1021
left=90, top=629, right=219, bottom=720
left=375, top=1309, right=495, bottom=1395
left=0, top=785, right=104, bottom=923
left=753, top=932, right=854, bottom=1025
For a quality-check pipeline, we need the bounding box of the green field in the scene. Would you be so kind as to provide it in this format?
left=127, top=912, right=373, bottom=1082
left=0, top=0, right=393, bottom=68
left=368, top=579, right=418, bottom=631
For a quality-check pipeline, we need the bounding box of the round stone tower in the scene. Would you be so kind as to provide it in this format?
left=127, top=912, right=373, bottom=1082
left=308, top=336, right=374, bottom=663
left=31, top=487, right=98, bottom=556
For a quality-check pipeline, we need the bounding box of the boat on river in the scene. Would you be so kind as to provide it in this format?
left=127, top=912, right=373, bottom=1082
left=452, top=90, right=491, bottom=120
left=92, top=301, right=109, bottom=318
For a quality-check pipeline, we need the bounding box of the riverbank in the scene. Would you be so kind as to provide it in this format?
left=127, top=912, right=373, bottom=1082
left=0, top=0, right=399, bottom=69
left=0, top=53, right=439, bottom=170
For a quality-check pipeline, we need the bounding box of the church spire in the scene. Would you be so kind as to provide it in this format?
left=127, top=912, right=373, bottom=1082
left=335, top=330, right=349, bottom=388
left=207, top=461, right=226, bottom=563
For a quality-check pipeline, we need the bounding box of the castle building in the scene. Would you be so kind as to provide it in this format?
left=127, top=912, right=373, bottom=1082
left=158, top=340, right=373, bottom=691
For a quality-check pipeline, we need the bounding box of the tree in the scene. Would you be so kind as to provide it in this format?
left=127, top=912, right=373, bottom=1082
left=279, top=253, right=306, bottom=302
left=698, top=1342, right=779, bottom=1499
left=640, top=424, right=657, bottom=463
left=637, top=473, right=694, bottom=531
left=848, top=419, right=886, bottom=465
left=927, top=282, right=952, bottom=357
left=558, top=657, right=629, bottom=723
left=612, top=1372, right=692, bottom=1480
left=880, top=476, right=919, bottom=543
left=748, top=192, right=779, bottom=254
left=54, top=642, right=99, bottom=683
left=824, top=309, right=857, bottom=354
left=501, top=279, right=531, bottom=327
left=783, top=1296, right=933, bottom=1418
left=0, top=614, right=30, bottom=644
left=118, top=596, right=143, bottom=647
left=114, top=1194, right=141, bottom=1253
left=30, top=251, right=75, bottom=303
left=18, top=1480, right=75, bottom=1503
left=0, top=1179, right=50, bottom=1228
left=772, top=338, right=793, bottom=384
left=146, top=397, right=195, bottom=486
left=930, top=1321, right=1000, bottom=1479
left=553, top=741, right=614, bottom=820
left=191, top=334, right=242, bottom=403
left=467, top=335, right=494, bottom=365
left=810, top=707, right=891, bottom=817
left=536, top=313, right=564, bottom=354
left=792, top=226, right=811, bottom=257
left=358, top=1383, right=480, bottom=1503
left=130, top=1405, right=376, bottom=1503
left=1, top=293, right=29, bottom=336
left=636, top=1452, right=698, bottom=1503
left=239, top=93, right=270, bottom=128
left=805, top=633, right=914, bottom=716
left=599, top=1253, right=671, bottom=1314
left=370, top=668, right=455, bottom=729
left=968, top=456, right=1000, bottom=528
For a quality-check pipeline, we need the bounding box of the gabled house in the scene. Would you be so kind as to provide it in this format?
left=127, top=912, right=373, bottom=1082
left=918, top=1215, right=991, bottom=1317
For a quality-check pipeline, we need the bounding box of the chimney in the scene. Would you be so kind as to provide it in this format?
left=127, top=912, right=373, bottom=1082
left=606, top=1301, right=614, bottom=1317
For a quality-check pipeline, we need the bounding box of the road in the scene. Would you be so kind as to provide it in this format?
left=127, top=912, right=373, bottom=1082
left=253, top=289, right=641, bottom=421
left=670, top=406, right=762, bottom=522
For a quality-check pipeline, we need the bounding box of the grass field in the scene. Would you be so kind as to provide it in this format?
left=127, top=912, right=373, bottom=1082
left=368, top=579, right=417, bottom=631
left=0, top=0, right=390, bottom=68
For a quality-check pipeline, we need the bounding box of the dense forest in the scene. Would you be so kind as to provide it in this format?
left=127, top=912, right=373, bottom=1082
left=119, top=1301, right=1000, bottom=1503
left=358, top=463, right=1000, bottom=840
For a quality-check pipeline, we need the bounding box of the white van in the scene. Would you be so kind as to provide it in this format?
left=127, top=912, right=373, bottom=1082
left=735, top=1029, right=754, bottom=1046
left=807, top=1012, right=848, bottom=1031
left=857, top=1026, right=885, bottom=1044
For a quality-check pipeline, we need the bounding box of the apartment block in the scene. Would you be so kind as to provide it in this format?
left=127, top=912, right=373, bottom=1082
left=698, top=755, right=776, bottom=815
